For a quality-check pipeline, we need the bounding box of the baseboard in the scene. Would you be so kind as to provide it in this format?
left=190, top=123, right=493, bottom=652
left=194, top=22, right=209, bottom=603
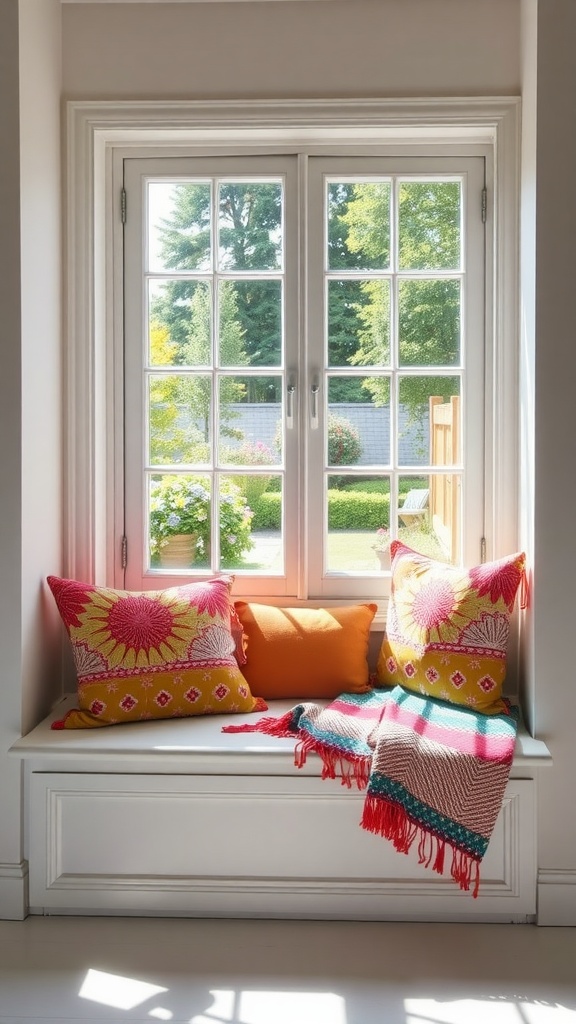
left=537, top=870, right=576, bottom=925
left=0, top=861, right=29, bottom=920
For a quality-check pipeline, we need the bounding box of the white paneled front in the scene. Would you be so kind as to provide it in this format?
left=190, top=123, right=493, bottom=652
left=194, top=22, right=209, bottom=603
left=28, top=772, right=536, bottom=920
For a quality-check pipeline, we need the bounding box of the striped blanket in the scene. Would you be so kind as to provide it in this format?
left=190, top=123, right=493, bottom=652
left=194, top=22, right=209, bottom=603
left=223, top=685, right=518, bottom=896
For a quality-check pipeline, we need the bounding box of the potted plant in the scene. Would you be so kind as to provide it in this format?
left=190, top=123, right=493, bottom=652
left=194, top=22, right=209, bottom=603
left=372, top=526, right=391, bottom=570
left=149, top=475, right=254, bottom=568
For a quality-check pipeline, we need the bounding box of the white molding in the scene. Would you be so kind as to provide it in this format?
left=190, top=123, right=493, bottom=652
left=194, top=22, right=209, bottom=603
left=0, top=861, right=29, bottom=921
left=537, top=870, right=576, bottom=926
left=65, top=97, right=520, bottom=585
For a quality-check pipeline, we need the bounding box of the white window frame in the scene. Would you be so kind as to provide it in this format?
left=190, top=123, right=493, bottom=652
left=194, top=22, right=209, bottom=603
left=65, top=98, right=520, bottom=611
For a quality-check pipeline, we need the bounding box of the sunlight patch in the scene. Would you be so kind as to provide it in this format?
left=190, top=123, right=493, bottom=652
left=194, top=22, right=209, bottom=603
left=404, top=1000, right=576, bottom=1024
left=405, top=999, right=523, bottom=1024
left=79, top=968, right=167, bottom=1010
left=191, top=990, right=345, bottom=1024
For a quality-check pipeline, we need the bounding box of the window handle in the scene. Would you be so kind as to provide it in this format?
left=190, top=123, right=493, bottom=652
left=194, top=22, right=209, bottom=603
left=311, top=383, right=319, bottom=430
left=286, top=383, right=296, bottom=429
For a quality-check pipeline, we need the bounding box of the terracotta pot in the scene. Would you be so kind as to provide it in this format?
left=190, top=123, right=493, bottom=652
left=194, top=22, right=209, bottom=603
left=159, top=533, right=197, bottom=569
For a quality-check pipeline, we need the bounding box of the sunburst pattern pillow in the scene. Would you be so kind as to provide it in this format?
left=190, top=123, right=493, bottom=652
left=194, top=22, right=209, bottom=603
left=376, top=543, right=526, bottom=714
left=47, top=575, right=266, bottom=729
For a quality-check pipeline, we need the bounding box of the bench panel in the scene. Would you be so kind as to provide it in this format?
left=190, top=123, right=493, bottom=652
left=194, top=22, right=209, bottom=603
left=28, top=772, right=536, bottom=921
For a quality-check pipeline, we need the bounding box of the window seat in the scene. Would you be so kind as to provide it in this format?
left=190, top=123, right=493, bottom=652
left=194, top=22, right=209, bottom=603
left=10, top=695, right=551, bottom=923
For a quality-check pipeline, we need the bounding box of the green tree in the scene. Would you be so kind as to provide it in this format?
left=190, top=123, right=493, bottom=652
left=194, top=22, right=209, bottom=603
left=341, top=181, right=461, bottom=415
left=152, top=183, right=283, bottom=391
left=181, top=281, right=248, bottom=442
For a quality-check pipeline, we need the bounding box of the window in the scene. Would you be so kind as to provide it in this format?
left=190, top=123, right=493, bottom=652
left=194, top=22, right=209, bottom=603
left=123, top=151, right=485, bottom=599
left=65, top=100, right=520, bottom=609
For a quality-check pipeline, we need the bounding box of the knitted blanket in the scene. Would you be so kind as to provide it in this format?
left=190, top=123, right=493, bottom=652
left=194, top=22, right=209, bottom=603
left=223, top=685, right=518, bottom=897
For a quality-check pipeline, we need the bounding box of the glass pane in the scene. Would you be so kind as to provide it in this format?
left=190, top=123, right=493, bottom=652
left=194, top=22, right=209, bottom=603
left=398, top=377, right=461, bottom=467
left=328, top=377, right=390, bottom=466
left=398, top=279, right=461, bottom=367
left=220, top=473, right=283, bottom=573
left=398, top=181, right=461, bottom=270
left=148, top=181, right=211, bottom=273
left=149, top=473, right=211, bottom=570
left=218, top=182, right=282, bottom=271
left=218, top=376, right=282, bottom=463
left=397, top=473, right=460, bottom=564
left=325, top=474, right=391, bottom=573
left=328, top=279, right=390, bottom=367
left=148, top=374, right=211, bottom=467
left=396, top=474, right=436, bottom=558
left=328, top=181, right=390, bottom=271
left=218, top=280, right=282, bottom=367
left=429, top=472, right=462, bottom=565
left=149, top=280, right=212, bottom=367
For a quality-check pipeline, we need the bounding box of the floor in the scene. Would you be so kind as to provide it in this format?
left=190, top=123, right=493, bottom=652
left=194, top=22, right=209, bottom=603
left=1, top=917, right=576, bottom=1024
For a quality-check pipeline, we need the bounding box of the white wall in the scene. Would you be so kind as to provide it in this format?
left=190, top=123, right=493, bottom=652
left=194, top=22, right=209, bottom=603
left=0, top=0, right=62, bottom=919
left=19, top=0, right=63, bottom=735
left=519, top=0, right=537, bottom=735
left=0, top=0, right=26, bottom=919
left=531, top=0, right=576, bottom=919
left=62, top=0, right=521, bottom=99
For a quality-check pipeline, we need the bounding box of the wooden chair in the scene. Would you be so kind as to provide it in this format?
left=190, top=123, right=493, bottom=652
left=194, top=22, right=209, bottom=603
left=398, top=487, right=429, bottom=526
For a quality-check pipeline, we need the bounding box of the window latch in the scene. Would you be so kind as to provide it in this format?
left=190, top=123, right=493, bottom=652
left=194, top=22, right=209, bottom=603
left=286, top=383, right=296, bottom=429
left=311, top=384, right=319, bottom=430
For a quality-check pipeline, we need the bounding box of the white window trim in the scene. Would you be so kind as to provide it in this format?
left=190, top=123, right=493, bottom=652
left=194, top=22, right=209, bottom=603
left=65, top=97, right=520, bottom=592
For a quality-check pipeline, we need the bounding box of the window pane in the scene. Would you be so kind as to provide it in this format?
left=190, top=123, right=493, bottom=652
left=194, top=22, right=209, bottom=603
left=220, top=473, right=283, bottom=574
left=219, top=280, right=282, bottom=367
left=328, top=181, right=390, bottom=271
left=398, top=279, right=461, bottom=367
left=218, top=182, right=282, bottom=271
left=218, top=376, right=282, bottom=462
left=328, top=377, right=390, bottom=466
left=398, top=181, right=461, bottom=270
left=148, top=374, right=211, bottom=466
left=398, top=377, right=461, bottom=467
left=149, top=473, right=212, bottom=570
left=148, top=181, right=211, bottom=273
left=429, top=472, right=462, bottom=565
left=149, top=280, right=212, bottom=367
left=328, top=279, right=390, bottom=367
left=326, top=474, right=391, bottom=573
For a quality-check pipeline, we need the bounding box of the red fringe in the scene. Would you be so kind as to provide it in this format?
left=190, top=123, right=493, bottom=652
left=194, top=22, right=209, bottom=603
left=222, top=709, right=298, bottom=737
left=294, top=736, right=371, bottom=790
left=51, top=718, right=66, bottom=730
left=361, top=794, right=481, bottom=898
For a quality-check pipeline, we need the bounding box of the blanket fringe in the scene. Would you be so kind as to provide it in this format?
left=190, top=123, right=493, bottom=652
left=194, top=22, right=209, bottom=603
left=295, top=736, right=371, bottom=790
left=222, top=710, right=298, bottom=738
left=361, top=794, right=481, bottom=898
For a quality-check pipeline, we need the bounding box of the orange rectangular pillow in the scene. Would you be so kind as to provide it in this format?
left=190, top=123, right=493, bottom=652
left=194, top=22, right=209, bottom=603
left=234, top=601, right=377, bottom=699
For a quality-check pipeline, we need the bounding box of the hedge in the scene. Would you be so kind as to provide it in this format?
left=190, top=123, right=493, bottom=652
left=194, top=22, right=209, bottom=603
left=250, top=490, right=390, bottom=531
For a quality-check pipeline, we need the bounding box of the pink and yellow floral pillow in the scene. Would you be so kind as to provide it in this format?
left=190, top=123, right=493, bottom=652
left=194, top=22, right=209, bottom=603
left=47, top=575, right=267, bottom=729
left=376, top=542, right=526, bottom=714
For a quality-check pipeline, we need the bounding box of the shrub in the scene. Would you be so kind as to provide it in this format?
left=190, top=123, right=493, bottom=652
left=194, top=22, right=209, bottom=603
left=327, top=490, right=390, bottom=530
left=223, top=439, right=276, bottom=509
left=251, top=489, right=389, bottom=532
left=327, top=413, right=363, bottom=466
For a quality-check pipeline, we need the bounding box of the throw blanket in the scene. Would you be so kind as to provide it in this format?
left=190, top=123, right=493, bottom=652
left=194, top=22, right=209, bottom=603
left=223, top=685, right=518, bottom=897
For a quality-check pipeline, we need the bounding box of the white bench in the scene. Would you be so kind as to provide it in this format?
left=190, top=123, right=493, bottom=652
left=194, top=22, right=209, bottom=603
left=10, top=694, right=551, bottom=922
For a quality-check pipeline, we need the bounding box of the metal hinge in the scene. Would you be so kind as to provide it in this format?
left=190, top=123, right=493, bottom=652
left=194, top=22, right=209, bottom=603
left=481, top=187, right=487, bottom=224
left=480, top=536, right=486, bottom=564
left=120, top=187, right=127, bottom=224
left=121, top=535, right=128, bottom=569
